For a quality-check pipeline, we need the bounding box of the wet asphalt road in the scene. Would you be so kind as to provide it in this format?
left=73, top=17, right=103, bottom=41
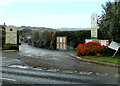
left=1, top=67, right=118, bottom=84
left=1, top=43, right=119, bottom=84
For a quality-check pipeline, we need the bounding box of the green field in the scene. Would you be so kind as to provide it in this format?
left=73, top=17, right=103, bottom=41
left=83, top=56, right=120, bottom=64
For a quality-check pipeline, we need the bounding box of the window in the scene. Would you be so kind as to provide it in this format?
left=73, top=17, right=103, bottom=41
left=10, top=28, right=13, bottom=31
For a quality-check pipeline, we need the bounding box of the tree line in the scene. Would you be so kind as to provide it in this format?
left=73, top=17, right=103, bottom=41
left=1, top=1, right=120, bottom=50
left=98, top=1, right=120, bottom=43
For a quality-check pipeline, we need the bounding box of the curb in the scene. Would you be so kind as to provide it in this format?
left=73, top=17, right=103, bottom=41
left=0, top=50, right=18, bottom=52
left=70, top=54, right=120, bottom=67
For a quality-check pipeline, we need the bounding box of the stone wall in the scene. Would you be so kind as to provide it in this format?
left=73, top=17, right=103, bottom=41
left=6, top=25, right=17, bottom=44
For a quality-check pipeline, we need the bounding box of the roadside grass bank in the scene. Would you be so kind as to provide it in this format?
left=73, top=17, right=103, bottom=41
left=82, top=56, right=120, bottom=65
left=0, top=50, right=18, bottom=52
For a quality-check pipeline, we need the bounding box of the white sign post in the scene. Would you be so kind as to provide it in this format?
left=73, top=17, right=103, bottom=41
left=108, top=41, right=120, bottom=57
left=91, top=13, right=98, bottom=39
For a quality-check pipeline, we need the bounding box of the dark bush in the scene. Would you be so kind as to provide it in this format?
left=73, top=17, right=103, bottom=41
left=26, top=30, right=91, bottom=50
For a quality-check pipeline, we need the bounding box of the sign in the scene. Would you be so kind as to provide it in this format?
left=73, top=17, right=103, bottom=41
left=91, top=13, right=98, bottom=39
left=85, top=39, right=92, bottom=43
left=85, top=39, right=109, bottom=46
left=91, top=29, right=97, bottom=38
left=60, top=38, right=62, bottom=42
left=6, top=25, right=17, bottom=44
left=57, top=37, right=67, bottom=50
left=108, top=41, right=120, bottom=57
left=99, top=40, right=109, bottom=46
left=108, top=41, right=120, bottom=51
left=91, top=13, right=98, bottom=29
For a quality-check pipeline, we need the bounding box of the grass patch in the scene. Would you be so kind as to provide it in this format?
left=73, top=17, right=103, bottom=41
left=82, top=56, right=120, bottom=64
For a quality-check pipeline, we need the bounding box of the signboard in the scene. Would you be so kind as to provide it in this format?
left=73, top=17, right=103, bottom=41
left=108, top=41, right=120, bottom=57
left=91, top=13, right=98, bottom=29
left=108, top=41, right=120, bottom=51
left=91, top=29, right=98, bottom=39
left=85, top=39, right=92, bottom=43
left=60, top=38, right=62, bottom=42
left=6, top=25, right=17, bottom=44
left=91, top=13, right=98, bottom=39
left=85, top=39, right=109, bottom=46
left=57, top=37, right=67, bottom=50
left=99, top=40, right=109, bottom=46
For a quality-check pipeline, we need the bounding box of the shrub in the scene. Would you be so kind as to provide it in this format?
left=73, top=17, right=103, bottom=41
left=27, top=30, right=91, bottom=50
left=76, top=42, right=108, bottom=56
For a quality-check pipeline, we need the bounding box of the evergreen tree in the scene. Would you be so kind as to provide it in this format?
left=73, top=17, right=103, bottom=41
left=98, top=1, right=120, bottom=42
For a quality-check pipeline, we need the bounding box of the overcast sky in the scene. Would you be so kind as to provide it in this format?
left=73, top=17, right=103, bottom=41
left=0, top=0, right=114, bottom=29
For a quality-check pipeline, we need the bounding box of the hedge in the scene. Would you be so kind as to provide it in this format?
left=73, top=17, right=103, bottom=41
left=26, top=30, right=91, bottom=50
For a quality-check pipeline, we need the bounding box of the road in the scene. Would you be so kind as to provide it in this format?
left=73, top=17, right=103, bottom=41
left=1, top=43, right=119, bottom=84
left=0, top=67, right=118, bottom=85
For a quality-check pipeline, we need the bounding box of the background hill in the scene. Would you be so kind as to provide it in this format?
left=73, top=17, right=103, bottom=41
left=18, top=26, right=91, bottom=31
left=57, top=28, right=91, bottom=31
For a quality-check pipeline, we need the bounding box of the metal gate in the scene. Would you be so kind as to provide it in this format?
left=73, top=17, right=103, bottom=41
left=57, top=37, right=67, bottom=50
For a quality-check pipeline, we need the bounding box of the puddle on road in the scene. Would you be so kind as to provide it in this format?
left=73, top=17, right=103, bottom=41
left=96, top=73, right=108, bottom=76
left=24, top=54, right=33, bottom=57
left=32, top=68, right=43, bottom=71
left=63, top=70, right=75, bottom=74
left=9, top=65, right=29, bottom=69
left=79, top=71, right=92, bottom=75
left=1, top=57, right=6, bottom=58
left=47, top=69, right=59, bottom=72
left=114, top=74, right=119, bottom=77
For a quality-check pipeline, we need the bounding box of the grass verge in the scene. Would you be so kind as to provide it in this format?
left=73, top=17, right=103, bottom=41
left=82, top=55, right=120, bottom=64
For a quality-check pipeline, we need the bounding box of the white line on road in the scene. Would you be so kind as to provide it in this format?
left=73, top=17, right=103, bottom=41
left=0, top=78, right=16, bottom=82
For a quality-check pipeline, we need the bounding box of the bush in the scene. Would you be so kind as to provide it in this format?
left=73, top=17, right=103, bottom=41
left=76, top=42, right=108, bottom=56
left=27, top=30, right=91, bottom=50
left=55, top=30, right=91, bottom=48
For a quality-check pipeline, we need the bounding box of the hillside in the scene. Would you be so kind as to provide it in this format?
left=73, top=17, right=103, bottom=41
left=57, top=28, right=91, bottom=31
left=18, top=26, right=56, bottom=31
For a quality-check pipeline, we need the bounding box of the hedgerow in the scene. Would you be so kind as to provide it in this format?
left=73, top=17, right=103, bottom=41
left=26, top=30, right=91, bottom=50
